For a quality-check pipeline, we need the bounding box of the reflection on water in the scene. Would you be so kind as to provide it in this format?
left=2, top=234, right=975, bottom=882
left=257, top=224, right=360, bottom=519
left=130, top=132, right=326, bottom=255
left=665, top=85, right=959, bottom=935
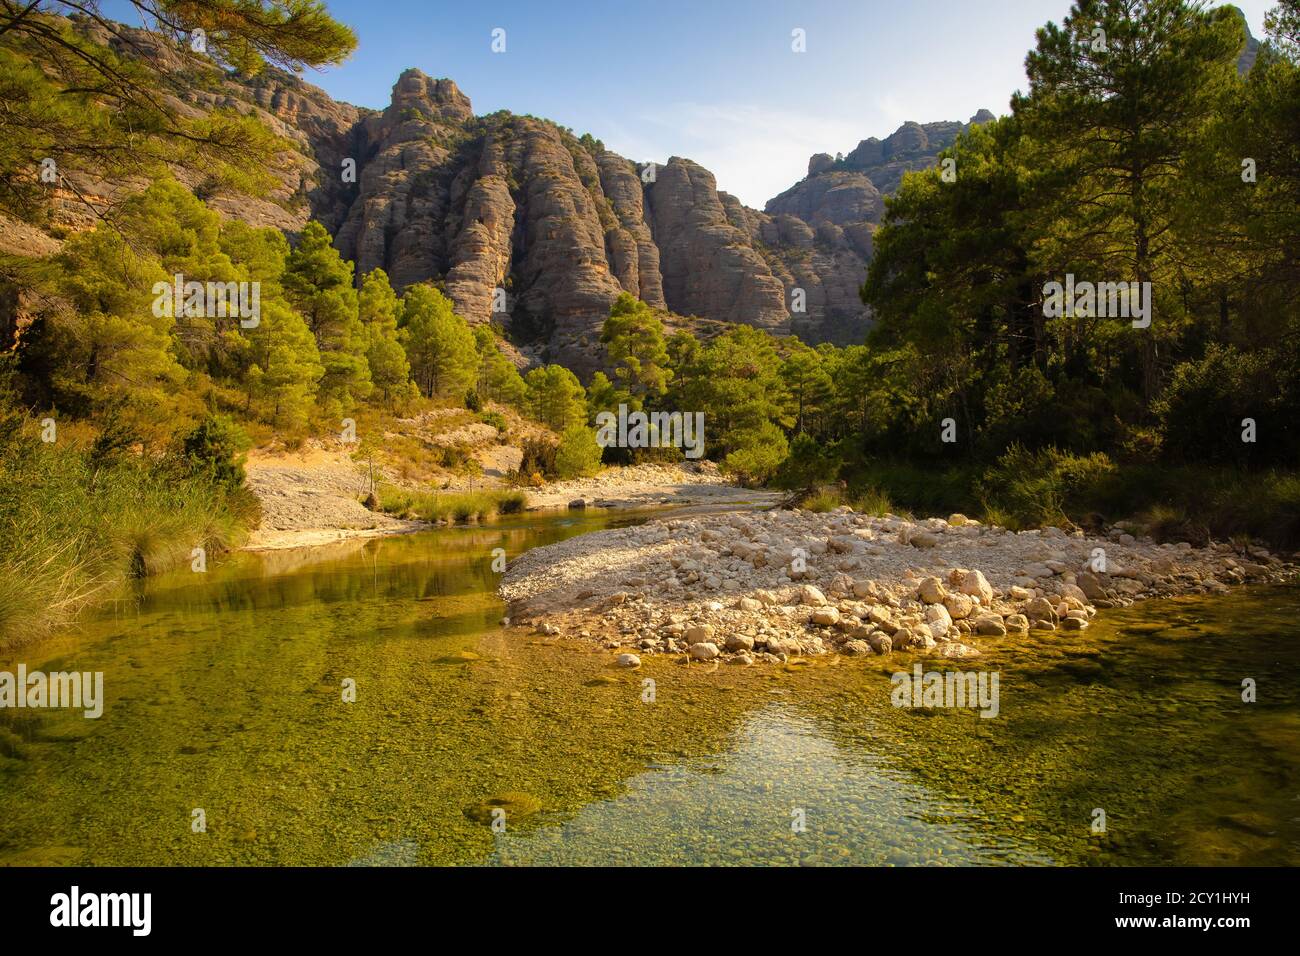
left=489, top=705, right=1053, bottom=866
left=1, top=510, right=1297, bottom=866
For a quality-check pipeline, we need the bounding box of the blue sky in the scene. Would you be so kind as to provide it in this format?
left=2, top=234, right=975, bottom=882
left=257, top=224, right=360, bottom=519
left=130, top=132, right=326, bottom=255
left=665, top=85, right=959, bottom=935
left=111, top=0, right=1277, bottom=207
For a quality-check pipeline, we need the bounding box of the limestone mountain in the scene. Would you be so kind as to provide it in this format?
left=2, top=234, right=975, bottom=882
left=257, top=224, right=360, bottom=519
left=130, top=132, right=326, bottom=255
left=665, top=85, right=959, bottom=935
left=25, top=17, right=991, bottom=372
left=316, top=68, right=993, bottom=367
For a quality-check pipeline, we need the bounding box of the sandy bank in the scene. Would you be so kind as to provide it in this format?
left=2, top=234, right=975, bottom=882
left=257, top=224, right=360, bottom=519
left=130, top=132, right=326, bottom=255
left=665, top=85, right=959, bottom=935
left=242, top=447, right=772, bottom=551
left=524, top=462, right=783, bottom=511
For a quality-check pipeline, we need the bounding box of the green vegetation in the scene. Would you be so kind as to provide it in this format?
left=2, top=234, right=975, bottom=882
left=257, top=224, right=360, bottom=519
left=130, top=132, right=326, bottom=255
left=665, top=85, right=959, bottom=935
left=844, top=450, right=1300, bottom=547
left=833, top=0, right=1300, bottom=542
left=601, top=293, right=672, bottom=407
left=554, top=424, right=603, bottom=479
left=0, top=1, right=355, bottom=226
left=358, top=268, right=417, bottom=408
left=0, top=404, right=258, bottom=649
left=376, top=484, right=527, bottom=523
left=284, top=221, right=372, bottom=411
left=524, top=365, right=586, bottom=432
left=400, top=284, right=478, bottom=400
left=472, top=325, right=527, bottom=406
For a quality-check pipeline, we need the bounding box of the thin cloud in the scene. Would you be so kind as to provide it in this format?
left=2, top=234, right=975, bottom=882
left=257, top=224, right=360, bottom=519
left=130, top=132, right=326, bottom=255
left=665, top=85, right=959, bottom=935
left=603, top=102, right=864, bottom=209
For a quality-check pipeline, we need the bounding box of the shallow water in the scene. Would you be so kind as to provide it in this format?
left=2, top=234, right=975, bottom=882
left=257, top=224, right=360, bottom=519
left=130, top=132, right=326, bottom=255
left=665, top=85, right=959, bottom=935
left=1, top=509, right=1297, bottom=866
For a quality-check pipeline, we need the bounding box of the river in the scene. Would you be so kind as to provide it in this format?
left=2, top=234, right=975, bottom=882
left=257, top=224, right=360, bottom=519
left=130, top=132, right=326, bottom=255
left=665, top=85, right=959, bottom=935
left=1, top=507, right=1297, bottom=866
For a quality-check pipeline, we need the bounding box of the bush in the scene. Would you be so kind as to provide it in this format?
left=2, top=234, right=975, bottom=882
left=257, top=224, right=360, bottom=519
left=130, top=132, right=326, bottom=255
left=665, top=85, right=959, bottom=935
left=845, top=460, right=974, bottom=517
left=437, top=444, right=481, bottom=475
left=0, top=407, right=257, bottom=649
left=850, top=485, right=896, bottom=517
left=512, top=437, right=558, bottom=482
left=977, top=444, right=1118, bottom=530
left=479, top=410, right=507, bottom=433
left=1154, top=345, right=1298, bottom=466
left=721, top=422, right=789, bottom=485
left=182, top=414, right=251, bottom=492
left=772, top=433, right=839, bottom=490
left=554, top=425, right=603, bottom=479
left=803, top=489, right=843, bottom=513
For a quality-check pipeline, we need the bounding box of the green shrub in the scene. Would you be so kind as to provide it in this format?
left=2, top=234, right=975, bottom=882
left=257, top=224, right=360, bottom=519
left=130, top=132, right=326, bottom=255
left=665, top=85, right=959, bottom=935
left=375, top=484, right=528, bottom=523
left=182, top=414, right=251, bottom=492
left=803, top=489, right=843, bottom=513
left=977, top=444, right=1118, bottom=529
left=555, top=425, right=603, bottom=480
left=512, top=437, right=558, bottom=482
left=1154, top=345, right=1299, bottom=466
left=721, top=422, right=789, bottom=485
left=772, top=433, right=838, bottom=490
left=850, top=485, right=896, bottom=517
left=479, top=410, right=508, bottom=433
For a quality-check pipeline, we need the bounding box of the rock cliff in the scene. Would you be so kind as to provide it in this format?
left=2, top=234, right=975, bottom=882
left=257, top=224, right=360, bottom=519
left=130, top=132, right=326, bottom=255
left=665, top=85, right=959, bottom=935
left=36, top=19, right=995, bottom=369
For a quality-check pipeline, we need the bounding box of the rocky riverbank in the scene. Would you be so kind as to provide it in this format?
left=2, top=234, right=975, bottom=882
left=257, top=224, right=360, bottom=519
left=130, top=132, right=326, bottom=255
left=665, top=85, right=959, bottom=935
left=500, top=508, right=1296, bottom=665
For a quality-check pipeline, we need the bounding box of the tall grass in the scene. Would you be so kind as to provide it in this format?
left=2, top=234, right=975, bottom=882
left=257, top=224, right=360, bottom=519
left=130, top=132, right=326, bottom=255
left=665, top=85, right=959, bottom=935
left=0, top=411, right=258, bottom=650
left=376, top=483, right=527, bottom=522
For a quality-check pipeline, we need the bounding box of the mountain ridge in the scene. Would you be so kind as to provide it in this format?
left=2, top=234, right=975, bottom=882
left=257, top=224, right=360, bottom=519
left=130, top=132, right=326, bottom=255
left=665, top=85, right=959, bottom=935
left=41, top=16, right=991, bottom=372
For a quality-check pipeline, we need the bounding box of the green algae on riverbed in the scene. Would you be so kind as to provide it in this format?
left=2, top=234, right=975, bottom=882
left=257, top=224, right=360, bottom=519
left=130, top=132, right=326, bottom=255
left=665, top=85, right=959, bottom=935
left=1, top=511, right=1297, bottom=866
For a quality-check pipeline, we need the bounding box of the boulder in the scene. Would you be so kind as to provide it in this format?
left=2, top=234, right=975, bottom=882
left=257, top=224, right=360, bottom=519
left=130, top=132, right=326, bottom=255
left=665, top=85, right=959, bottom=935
left=683, top=624, right=715, bottom=645
left=1059, top=582, right=1090, bottom=604
left=811, top=607, right=840, bottom=626
left=1024, top=596, right=1059, bottom=624
left=959, top=569, right=995, bottom=605
left=925, top=604, right=954, bottom=630
left=798, top=584, right=828, bottom=607
left=765, top=636, right=801, bottom=657
left=917, top=576, right=947, bottom=604
left=724, top=633, right=755, bottom=652
left=867, top=633, right=894, bottom=655
left=942, top=592, right=975, bottom=620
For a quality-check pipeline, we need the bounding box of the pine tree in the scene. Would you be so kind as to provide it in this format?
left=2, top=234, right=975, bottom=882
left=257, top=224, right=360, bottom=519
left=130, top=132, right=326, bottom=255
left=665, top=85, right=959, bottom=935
left=114, top=178, right=248, bottom=374
left=472, top=324, right=526, bottom=407
left=37, top=226, right=185, bottom=435
left=0, top=1, right=356, bottom=223
left=779, top=340, right=834, bottom=436
left=358, top=269, right=415, bottom=407
left=585, top=370, right=625, bottom=423
left=283, top=222, right=371, bottom=408
left=601, top=293, right=672, bottom=406
left=524, top=365, right=587, bottom=432
left=245, top=299, right=324, bottom=432
left=398, top=283, right=477, bottom=400
left=1013, top=0, right=1243, bottom=399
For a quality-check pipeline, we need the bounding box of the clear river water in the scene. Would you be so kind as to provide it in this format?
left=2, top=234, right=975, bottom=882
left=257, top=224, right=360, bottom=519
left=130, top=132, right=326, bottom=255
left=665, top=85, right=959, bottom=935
left=1, top=507, right=1297, bottom=866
